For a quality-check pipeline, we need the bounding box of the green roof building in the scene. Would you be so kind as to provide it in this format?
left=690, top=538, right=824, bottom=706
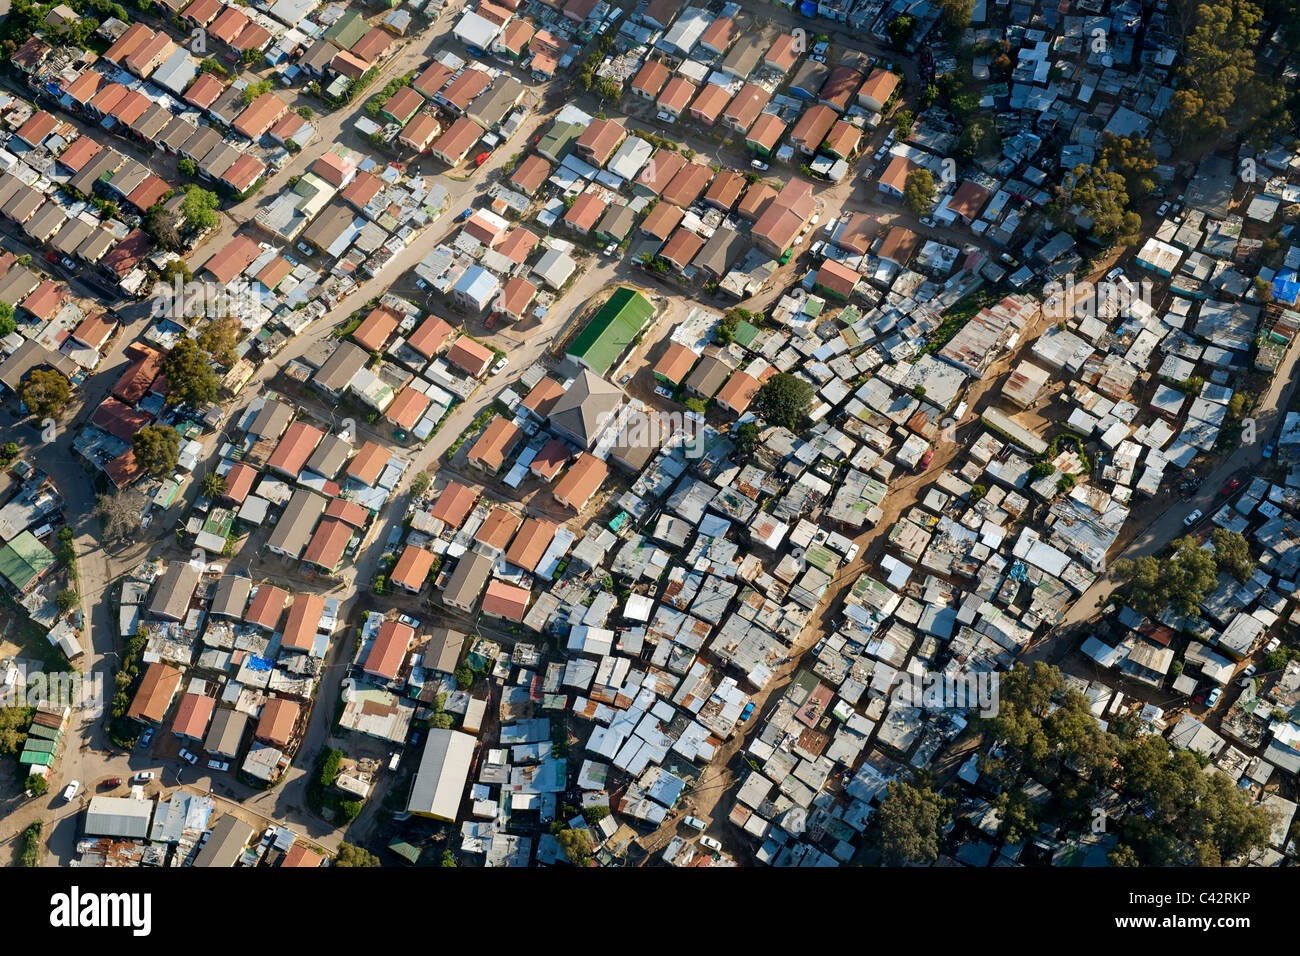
left=0, top=531, right=55, bottom=592
left=537, top=121, right=583, bottom=163
left=566, top=288, right=655, bottom=376
left=325, top=10, right=369, bottom=49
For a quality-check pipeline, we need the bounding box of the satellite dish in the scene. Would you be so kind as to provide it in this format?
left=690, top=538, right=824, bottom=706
left=1101, top=55, right=1113, bottom=68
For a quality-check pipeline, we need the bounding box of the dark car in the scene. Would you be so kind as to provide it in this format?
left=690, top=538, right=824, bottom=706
left=1222, top=477, right=1241, bottom=495
left=137, top=728, right=154, bottom=749
left=1263, top=442, right=1275, bottom=459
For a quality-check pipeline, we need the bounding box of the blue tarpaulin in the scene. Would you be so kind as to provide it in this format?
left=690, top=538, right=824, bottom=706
left=1272, top=270, right=1300, bottom=305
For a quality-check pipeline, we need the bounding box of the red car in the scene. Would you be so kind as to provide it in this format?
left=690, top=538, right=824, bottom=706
left=473, top=152, right=490, bottom=166
left=1222, top=477, right=1241, bottom=495
left=919, top=450, right=934, bottom=471
left=101, top=778, right=123, bottom=789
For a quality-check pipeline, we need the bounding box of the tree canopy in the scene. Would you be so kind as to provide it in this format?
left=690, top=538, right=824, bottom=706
left=132, top=425, right=180, bottom=478
left=163, top=337, right=220, bottom=408
left=755, top=373, right=814, bottom=430
left=17, top=368, right=70, bottom=421
left=1051, top=164, right=1141, bottom=246
left=903, top=168, right=936, bottom=216
left=877, top=779, right=952, bottom=864
left=1112, top=533, right=1248, bottom=616
left=334, top=843, right=380, bottom=867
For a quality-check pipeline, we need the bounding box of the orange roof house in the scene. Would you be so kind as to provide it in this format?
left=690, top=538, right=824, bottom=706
left=267, top=422, right=324, bottom=478
left=364, top=619, right=414, bottom=682
left=715, top=370, right=761, bottom=415
left=127, top=662, right=182, bottom=724
left=390, top=544, right=435, bottom=592
left=467, top=416, right=522, bottom=473
left=171, top=692, right=214, bottom=740
left=386, top=387, right=432, bottom=430
left=302, top=517, right=353, bottom=573
left=281, top=593, right=326, bottom=652
left=347, top=440, right=389, bottom=486
left=482, top=580, right=530, bottom=621
left=245, top=585, right=289, bottom=631
left=654, top=342, right=698, bottom=385
left=429, top=481, right=477, bottom=529
left=256, top=698, right=300, bottom=748
left=407, top=315, right=455, bottom=358
left=446, top=336, right=494, bottom=377
left=475, top=508, right=522, bottom=551
left=505, top=517, right=557, bottom=571
left=353, top=304, right=401, bottom=352
left=552, top=452, right=607, bottom=511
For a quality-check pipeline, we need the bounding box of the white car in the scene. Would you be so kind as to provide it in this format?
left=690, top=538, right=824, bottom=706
left=1183, top=509, right=1202, bottom=527
left=919, top=216, right=936, bottom=227
left=1105, top=266, right=1124, bottom=282
left=179, top=749, right=198, bottom=765
left=750, top=159, right=768, bottom=171
left=1265, top=637, right=1281, bottom=653
left=491, top=356, right=509, bottom=375
left=700, top=835, right=723, bottom=852
left=62, top=780, right=81, bottom=801
left=845, top=543, right=860, bottom=563
left=1156, top=201, right=1170, bottom=217
left=655, top=385, right=673, bottom=399
left=1206, top=688, right=1222, bottom=707
left=398, top=614, right=421, bottom=629
left=809, top=214, right=820, bottom=227
left=1243, top=664, right=1257, bottom=677
left=682, top=815, right=707, bottom=830
left=132, top=771, right=155, bottom=783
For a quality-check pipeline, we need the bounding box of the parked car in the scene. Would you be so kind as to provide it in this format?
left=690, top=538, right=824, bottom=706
left=179, top=749, right=198, bottom=765
left=207, top=759, right=223, bottom=771
left=683, top=815, right=707, bottom=830
left=137, top=728, right=154, bottom=749
left=1266, top=637, right=1281, bottom=653
left=1183, top=509, right=1203, bottom=527
left=604, top=242, right=618, bottom=257
left=750, top=159, right=768, bottom=171
left=740, top=702, right=755, bottom=722
left=455, top=207, right=472, bottom=222
left=1105, top=266, right=1124, bottom=282
left=1222, top=477, right=1241, bottom=495
left=62, top=780, right=81, bottom=801
left=1206, top=688, right=1222, bottom=707
left=655, top=385, right=673, bottom=399
left=473, top=151, right=490, bottom=167
left=1263, top=441, right=1275, bottom=459
left=1156, top=201, right=1170, bottom=216
left=700, top=835, right=723, bottom=852
left=919, top=450, right=934, bottom=471
left=60, top=257, right=76, bottom=271
left=919, top=215, right=936, bottom=227
left=132, top=771, right=155, bottom=784
left=491, top=355, right=509, bottom=375
left=845, top=543, right=860, bottom=563
left=398, top=614, right=421, bottom=629
left=1243, top=664, right=1257, bottom=677
left=101, top=778, right=123, bottom=789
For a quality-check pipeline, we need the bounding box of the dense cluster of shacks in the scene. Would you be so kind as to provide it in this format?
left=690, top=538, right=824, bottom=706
left=75, top=788, right=328, bottom=867
left=341, top=3, right=1300, bottom=865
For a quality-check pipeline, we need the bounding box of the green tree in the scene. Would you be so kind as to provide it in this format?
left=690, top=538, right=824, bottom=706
left=181, top=185, right=220, bottom=233
left=198, top=57, right=226, bottom=77
left=201, top=472, right=227, bottom=500
left=25, top=775, right=47, bottom=798
left=177, top=158, right=197, bottom=177
left=936, top=0, right=974, bottom=27
left=1111, top=535, right=1219, bottom=616
left=0, top=300, right=15, bottom=336
left=684, top=397, right=707, bottom=415
left=1052, top=164, right=1140, bottom=245
left=886, top=13, right=917, bottom=47
left=894, top=110, right=914, bottom=139
left=440, top=849, right=458, bottom=866
left=454, top=665, right=474, bottom=689
left=197, top=316, right=240, bottom=367
left=240, top=80, right=272, bottom=105
left=876, top=779, right=951, bottom=864
left=1098, top=133, right=1158, bottom=198
left=335, top=843, right=380, bottom=867
left=903, top=168, right=936, bottom=216
left=296, top=105, right=314, bottom=119
left=733, top=422, right=761, bottom=459
left=0, top=706, right=34, bottom=756
left=163, top=337, right=220, bottom=407
left=55, top=589, right=78, bottom=614
left=755, top=373, right=814, bottom=430
left=17, top=368, right=70, bottom=421
left=1210, top=528, right=1255, bottom=582
left=554, top=826, right=593, bottom=866
left=133, top=425, right=180, bottom=478
left=338, top=800, right=362, bottom=824
left=1164, top=0, right=1268, bottom=145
